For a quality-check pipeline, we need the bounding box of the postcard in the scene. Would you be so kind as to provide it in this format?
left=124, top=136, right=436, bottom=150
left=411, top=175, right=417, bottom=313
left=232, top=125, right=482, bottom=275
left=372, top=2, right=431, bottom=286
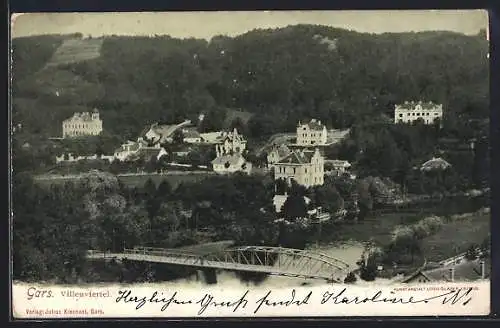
left=10, top=10, right=491, bottom=319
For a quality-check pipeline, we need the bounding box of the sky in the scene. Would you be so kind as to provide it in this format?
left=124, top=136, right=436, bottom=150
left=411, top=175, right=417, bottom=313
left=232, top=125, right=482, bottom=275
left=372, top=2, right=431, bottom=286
left=11, top=10, right=488, bottom=40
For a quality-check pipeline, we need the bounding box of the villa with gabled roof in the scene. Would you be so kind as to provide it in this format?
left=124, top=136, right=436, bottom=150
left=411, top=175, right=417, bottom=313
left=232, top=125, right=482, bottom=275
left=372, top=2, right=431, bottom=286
left=273, top=148, right=325, bottom=187
left=394, top=101, right=443, bottom=125
left=296, top=119, right=328, bottom=146
left=62, top=109, right=103, bottom=138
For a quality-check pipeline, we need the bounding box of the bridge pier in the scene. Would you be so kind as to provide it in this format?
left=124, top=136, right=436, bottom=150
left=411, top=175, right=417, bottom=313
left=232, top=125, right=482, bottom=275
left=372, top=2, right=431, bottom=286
left=196, top=269, right=217, bottom=285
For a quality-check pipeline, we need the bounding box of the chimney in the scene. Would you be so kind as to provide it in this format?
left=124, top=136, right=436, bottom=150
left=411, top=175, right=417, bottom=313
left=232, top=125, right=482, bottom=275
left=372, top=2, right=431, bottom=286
left=449, top=267, right=455, bottom=282
left=480, top=260, right=486, bottom=279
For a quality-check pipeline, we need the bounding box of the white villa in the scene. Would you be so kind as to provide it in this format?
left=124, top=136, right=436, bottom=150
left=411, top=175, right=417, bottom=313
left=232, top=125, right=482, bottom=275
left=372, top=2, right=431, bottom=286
left=394, top=101, right=443, bottom=125
left=273, top=148, right=325, bottom=187
left=113, top=139, right=167, bottom=162
left=211, top=153, right=252, bottom=175
left=210, top=128, right=250, bottom=174
left=200, top=128, right=247, bottom=154
left=62, top=109, right=103, bottom=138
left=296, top=119, right=328, bottom=146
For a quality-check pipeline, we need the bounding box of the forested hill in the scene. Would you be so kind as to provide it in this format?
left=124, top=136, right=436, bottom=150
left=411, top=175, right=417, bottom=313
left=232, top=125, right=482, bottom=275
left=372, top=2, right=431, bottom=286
left=12, top=25, right=489, bottom=139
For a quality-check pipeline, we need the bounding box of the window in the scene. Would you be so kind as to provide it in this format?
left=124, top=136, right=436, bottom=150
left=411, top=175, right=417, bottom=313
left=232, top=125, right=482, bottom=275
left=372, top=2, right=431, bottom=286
left=305, top=168, right=307, bottom=173
left=399, top=114, right=403, bottom=117
left=293, top=168, right=296, bottom=174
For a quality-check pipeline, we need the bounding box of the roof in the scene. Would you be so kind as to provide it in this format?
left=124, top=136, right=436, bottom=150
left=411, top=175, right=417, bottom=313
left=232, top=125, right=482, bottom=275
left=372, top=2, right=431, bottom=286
left=64, top=111, right=99, bottom=122
left=200, top=131, right=224, bottom=143
left=327, top=160, right=351, bottom=167
left=138, top=125, right=154, bottom=138
left=182, top=128, right=201, bottom=139
left=269, top=144, right=292, bottom=158
left=211, top=153, right=245, bottom=166
left=152, top=124, right=178, bottom=138
left=403, top=258, right=490, bottom=283
left=424, top=258, right=490, bottom=282
left=420, top=157, right=452, bottom=171
left=275, top=149, right=318, bottom=165
left=115, top=141, right=141, bottom=153
left=141, top=120, right=192, bottom=140
left=396, top=101, right=442, bottom=110
left=299, top=119, right=326, bottom=131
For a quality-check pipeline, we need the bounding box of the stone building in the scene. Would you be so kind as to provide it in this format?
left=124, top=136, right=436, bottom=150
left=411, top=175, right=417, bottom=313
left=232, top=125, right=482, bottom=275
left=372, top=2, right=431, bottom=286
left=273, top=148, right=325, bottom=188
left=394, top=101, right=443, bottom=125
left=296, top=119, right=328, bottom=146
left=62, top=109, right=103, bottom=138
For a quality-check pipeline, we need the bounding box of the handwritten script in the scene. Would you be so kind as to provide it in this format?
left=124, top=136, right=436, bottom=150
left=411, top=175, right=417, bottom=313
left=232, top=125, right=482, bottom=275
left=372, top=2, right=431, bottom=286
left=114, top=287, right=474, bottom=315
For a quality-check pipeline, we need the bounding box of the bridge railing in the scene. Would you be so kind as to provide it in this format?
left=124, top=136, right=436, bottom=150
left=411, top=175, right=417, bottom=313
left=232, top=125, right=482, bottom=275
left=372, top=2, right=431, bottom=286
left=131, top=246, right=198, bottom=255
left=123, top=248, right=201, bottom=259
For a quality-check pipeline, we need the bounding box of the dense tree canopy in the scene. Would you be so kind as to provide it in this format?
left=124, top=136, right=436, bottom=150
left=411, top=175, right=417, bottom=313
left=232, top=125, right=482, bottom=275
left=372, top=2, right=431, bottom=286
left=12, top=27, right=488, bottom=140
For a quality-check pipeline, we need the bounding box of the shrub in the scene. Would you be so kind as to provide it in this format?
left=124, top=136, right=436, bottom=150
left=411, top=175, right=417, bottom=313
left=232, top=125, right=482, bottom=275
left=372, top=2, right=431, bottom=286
left=360, top=263, right=377, bottom=281
left=344, top=272, right=357, bottom=283
left=465, top=244, right=479, bottom=261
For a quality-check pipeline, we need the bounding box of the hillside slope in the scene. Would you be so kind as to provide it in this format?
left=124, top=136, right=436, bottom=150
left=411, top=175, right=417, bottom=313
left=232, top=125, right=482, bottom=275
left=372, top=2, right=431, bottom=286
left=12, top=26, right=489, bottom=139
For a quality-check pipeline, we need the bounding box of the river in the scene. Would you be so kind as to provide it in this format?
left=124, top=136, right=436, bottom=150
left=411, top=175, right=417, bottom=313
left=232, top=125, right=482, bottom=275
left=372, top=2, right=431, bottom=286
left=85, top=193, right=488, bottom=287
left=155, top=240, right=395, bottom=288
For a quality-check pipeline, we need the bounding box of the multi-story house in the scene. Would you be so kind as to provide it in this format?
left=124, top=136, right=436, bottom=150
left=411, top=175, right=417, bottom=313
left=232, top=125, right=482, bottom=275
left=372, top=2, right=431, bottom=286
left=273, top=148, right=325, bottom=187
left=62, top=109, right=103, bottom=138
left=211, top=128, right=250, bottom=174
left=296, top=119, right=328, bottom=146
left=214, top=128, right=247, bottom=156
left=211, top=153, right=252, bottom=175
left=394, top=101, right=443, bottom=125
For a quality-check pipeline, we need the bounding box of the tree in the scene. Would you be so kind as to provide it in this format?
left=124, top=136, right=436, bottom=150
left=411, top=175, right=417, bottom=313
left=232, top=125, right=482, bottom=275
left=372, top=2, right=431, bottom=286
left=359, top=262, right=377, bottom=281
left=465, top=244, right=480, bottom=261
left=157, top=180, right=172, bottom=198
left=281, top=194, right=307, bottom=219
left=310, top=184, right=342, bottom=213
left=229, top=117, right=248, bottom=136
left=344, top=272, right=357, bottom=283
left=199, top=108, right=226, bottom=133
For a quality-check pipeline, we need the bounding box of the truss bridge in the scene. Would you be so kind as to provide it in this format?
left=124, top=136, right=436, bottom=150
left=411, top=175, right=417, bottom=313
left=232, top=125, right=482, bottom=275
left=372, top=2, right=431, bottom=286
left=86, top=246, right=351, bottom=282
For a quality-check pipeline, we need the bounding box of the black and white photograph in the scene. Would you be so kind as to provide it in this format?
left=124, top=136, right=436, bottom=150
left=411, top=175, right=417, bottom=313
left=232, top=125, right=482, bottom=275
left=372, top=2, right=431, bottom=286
left=10, top=10, right=491, bottom=318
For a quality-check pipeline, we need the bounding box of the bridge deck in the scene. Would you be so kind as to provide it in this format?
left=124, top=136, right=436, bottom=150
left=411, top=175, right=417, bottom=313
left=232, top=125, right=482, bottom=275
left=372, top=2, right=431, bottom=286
left=87, top=247, right=349, bottom=282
